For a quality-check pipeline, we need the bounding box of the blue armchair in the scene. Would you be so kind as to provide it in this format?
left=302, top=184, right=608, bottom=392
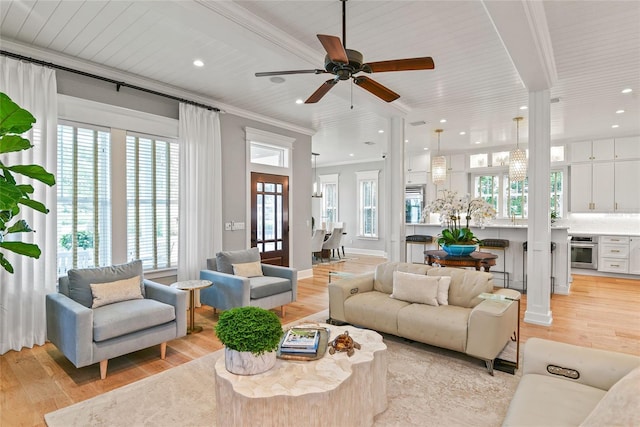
left=199, top=248, right=297, bottom=317
left=46, top=260, right=187, bottom=379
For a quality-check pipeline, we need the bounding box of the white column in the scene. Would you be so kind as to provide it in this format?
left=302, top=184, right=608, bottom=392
left=524, top=89, right=553, bottom=326
left=386, top=116, right=405, bottom=262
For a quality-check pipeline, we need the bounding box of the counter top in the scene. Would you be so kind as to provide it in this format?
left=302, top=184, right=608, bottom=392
left=407, top=223, right=570, bottom=230
left=569, top=231, right=640, bottom=237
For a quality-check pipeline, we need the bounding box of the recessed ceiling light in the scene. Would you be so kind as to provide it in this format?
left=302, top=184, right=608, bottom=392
left=612, top=124, right=619, bottom=128
left=349, top=153, right=355, bottom=157
left=459, top=131, right=466, bottom=135
left=378, top=129, right=384, bottom=134
left=295, top=99, right=303, bottom=104
left=404, top=139, right=409, bottom=143
left=621, top=88, right=633, bottom=94
left=193, top=59, right=204, bottom=67
left=423, top=147, right=429, bottom=151
left=439, top=119, right=447, bottom=123
left=269, top=76, right=285, bottom=84
left=519, top=105, right=528, bottom=110
left=474, top=141, right=481, bottom=144
left=616, top=109, right=625, bottom=114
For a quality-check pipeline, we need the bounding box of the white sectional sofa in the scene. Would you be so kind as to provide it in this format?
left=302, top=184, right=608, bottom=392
left=328, top=261, right=520, bottom=374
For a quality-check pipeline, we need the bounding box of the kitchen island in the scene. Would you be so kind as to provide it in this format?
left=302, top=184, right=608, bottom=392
left=405, top=223, right=571, bottom=294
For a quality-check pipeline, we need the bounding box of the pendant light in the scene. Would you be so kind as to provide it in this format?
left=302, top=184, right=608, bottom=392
left=312, top=152, right=323, bottom=198
left=431, top=129, right=447, bottom=185
left=509, top=117, right=527, bottom=182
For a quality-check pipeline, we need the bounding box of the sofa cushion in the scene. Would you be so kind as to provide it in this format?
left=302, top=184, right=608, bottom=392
left=502, top=374, right=607, bottom=427
left=232, top=261, right=264, bottom=278
left=216, top=248, right=260, bottom=274
left=390, top=271, right=439, bottom=306
left=427, top=267, right=493, bottom=308
left=580, top=366, right=640, bottom=427
left=374, top=262, right=432, bottom=294
left=249, top=276, right=291, bottom=299
left=397, top=304, right=470, bottom=353
left=67, top=260, right=144, bottom=308
left=93, top=299, right=176, bottom=342
left=90, top=276, right=143, bottom=308
left=344, top=291, right=409, bottom=335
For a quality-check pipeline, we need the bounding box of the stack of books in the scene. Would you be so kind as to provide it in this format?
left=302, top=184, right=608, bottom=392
left=279, top=327, right=320, bottom=356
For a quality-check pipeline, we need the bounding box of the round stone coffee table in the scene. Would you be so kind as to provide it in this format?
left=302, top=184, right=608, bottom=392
left=214, top=324, right=387, bottom=427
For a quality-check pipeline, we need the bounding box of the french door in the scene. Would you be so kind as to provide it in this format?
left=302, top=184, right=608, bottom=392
left=251, top=172, right=289, bottom=266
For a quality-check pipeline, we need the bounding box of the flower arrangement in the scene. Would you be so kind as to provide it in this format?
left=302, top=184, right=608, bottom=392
left=422, top=190, right=496, bottom=246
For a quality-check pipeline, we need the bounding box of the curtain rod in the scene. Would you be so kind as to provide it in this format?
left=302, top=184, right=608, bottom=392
left=1, top=50, right=221, bottom=112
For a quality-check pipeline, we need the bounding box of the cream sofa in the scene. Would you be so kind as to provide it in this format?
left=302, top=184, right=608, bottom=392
left=328, top=262, right=520, bottom=374
left=503, top=338, right=640, bottom=427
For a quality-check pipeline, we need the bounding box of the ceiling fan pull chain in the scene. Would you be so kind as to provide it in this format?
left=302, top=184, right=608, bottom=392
left=350, top=79, right=354, bottom=109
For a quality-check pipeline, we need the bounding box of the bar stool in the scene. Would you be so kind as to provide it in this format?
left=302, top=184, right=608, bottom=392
left=479, top=239, right=510, bottom=288
left=405, top=235, right=433, bottom=263
left=522, top=241, right=556, bottom=296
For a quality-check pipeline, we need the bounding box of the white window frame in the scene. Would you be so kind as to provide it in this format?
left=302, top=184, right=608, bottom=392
left=319, top=173, right=339, bottom=225
left=356, top=170, right=379, bottom=239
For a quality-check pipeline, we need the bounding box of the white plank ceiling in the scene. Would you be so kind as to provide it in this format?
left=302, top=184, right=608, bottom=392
left=1, top=0, right=638, bottom=165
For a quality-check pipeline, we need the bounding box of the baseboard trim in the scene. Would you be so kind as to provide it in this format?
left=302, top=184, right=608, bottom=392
left=297, top=268, right=313, bottom=280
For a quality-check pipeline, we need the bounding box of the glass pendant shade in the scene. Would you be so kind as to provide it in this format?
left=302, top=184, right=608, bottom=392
left=508, top=148, right=527, bottom=182
left=431, top=156, right=447, bottom=185
left=312, top=152, right=322, bottom=198
left=508, top=117, right=527, bottom=182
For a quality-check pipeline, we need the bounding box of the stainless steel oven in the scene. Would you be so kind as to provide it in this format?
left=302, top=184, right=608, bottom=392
left=570, top=235, right=598, bottom=269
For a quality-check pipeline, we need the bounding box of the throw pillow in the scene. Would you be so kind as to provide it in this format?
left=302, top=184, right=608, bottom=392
left=390, top=271, right=439, bottom=306
left=216, top=247, right=261, bottom=274
left=90, top=276, right=144, bottom=308
left=232, top=261, right=264, bottom=278
left=580, top=366, right=640, bottom=427
left=67, top=260, right=144, bottom=308
left=435, top=276, right=451, bottom=306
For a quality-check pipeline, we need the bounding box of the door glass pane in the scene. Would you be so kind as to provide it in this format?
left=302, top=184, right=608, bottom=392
left=277, top=241, right=282, bottom=250
left=257, top=182, right=263, bottom=192
left=276, top=184, right=282, bottom=193
left=265, top=195, right=275, bottom=240
left=257, top=194, right=263, bottom=240
left=265, top=242, right=275, bottom=252
left=276, top=195, right=282, bottom=239
left=258, top=243, right=263, bottom=252
left=265, top=183, right=275, bottom=193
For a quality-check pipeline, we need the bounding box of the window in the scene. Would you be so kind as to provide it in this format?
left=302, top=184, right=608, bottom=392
left=126, top=134, right=179, bottom=270
left=320, top=174, right=339, bottom=224
left=469, top=153, right=488, bottom=168
left=57, top=122, right=112, bottom=274
left=250, top=142, right=287, bottom=167
left=246, top=127, right=294, bottom=170
left=474, top=175, right=499, bottom=211
left=356, top=170, right=379, bottom=238
left=550, top=171, right=564, bottom=216
left=505, top=177, right=528, bottom=217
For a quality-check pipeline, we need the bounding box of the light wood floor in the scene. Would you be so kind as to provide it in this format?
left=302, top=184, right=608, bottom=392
left=1, top=255, right=639, bottom=426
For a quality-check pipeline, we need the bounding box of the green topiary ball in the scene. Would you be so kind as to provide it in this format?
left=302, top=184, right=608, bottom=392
left=215, top=306, right=283, bottom=355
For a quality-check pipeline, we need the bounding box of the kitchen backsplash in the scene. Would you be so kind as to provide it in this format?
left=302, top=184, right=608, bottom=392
left=567, top=213, right=640, bottom=235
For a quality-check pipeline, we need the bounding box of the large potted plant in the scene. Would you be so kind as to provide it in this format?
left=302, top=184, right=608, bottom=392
left=215, top=306, right=283, bottom=375
left=423, top=190, right=496, bottom=256
left=0, top=93, right=55, bottom=273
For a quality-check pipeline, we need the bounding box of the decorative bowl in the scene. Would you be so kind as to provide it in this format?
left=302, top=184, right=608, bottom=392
left=442, top=244, right=477, bottom=256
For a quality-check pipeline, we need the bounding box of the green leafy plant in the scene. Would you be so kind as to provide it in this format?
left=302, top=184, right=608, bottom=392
left=60, top=231, right=94, bottom=250
left=437, top=227, right=479, bottom=247
left=215, top=306, right=283, bottom=355
left=0, top=92, right=56, bottom=274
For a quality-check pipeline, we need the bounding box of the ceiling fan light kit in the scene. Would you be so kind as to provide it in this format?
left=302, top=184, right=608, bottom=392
left=509, top=117, right=527, bottom=182
left=431, top=129, right=447, bottom=185
left=255, top=0, right=434, bottom=104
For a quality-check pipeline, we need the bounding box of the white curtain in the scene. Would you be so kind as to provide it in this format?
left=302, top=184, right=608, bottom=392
left=0, top=57, right=58, bottom=354
left=178, top=103, right=223, bottom=286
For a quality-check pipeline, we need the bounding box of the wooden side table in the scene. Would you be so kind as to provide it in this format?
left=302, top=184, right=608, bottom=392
left=424, top=250, right=498, bottom=271
left=171, top=279, right=212, bottom=334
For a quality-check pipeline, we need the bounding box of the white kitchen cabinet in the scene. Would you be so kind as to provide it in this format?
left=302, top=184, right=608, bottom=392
left=406, top=153, right=429, bottom=172
left=629, top=237, right=640, bottom=275
left=406, top=170, right=428, bottom=185
left=432, top=154, right=467, bottom=196
left=614, top=136, right=640, bottom=160
left=571, top=139, right=614, bottom=163
left=599, top=236, right=630, bottom=274
left=614, top=160, right=640, bottom=212
left=570, top=162, right=614, bottom=212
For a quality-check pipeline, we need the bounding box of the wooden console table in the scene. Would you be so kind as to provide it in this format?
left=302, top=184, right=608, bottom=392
left=424, top=250, right=498, bottom=271
left=214, top=325, right=387, bottom=427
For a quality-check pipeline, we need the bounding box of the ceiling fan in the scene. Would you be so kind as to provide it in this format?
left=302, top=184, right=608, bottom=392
left=254, top=0, right=435, bottom=104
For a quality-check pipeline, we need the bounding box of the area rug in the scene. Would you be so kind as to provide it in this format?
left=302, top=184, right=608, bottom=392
left=45, top=312, right=521, bottom=427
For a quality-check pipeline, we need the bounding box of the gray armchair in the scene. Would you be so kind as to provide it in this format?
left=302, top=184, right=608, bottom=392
left=199, top=248, right=297, bottom=317
left=46, top=260, right=187, bottom=379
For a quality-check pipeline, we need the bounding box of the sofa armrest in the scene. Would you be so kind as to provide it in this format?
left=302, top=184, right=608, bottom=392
left=144, top=279, right=187, bottom=338
left=523, top=338, right=640, bottom=391
left=261, top=264, right=298, bottom=302
left=46, top=293, right=94, bottom=368
left=199, top=269, right=250, bottom=309
left=328, top=272, right=375, bottom=323
left=466, top=297, right=518, bottom=361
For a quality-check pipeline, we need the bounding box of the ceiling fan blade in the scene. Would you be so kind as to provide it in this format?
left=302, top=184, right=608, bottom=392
left=365, top=57, right=435, bottom=73
left=305, top=79, right=339, bottom=103
left=317, top=34, right=349, bottom=64
left=353, top=76, right=400, bottom=102
left=255, top=69, right=326, bottom=77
